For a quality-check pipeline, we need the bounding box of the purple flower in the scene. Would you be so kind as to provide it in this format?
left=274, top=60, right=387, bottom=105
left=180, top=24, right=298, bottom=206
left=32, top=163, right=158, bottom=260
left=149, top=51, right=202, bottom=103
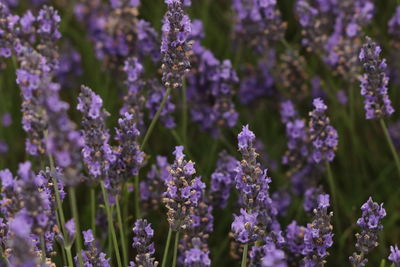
left=308, top=98, right=338, bottom=163
left=285, top=221, right=306, bottom=257
left=141, top=156, right=170, bottom=210
left=210, top=151, right=238, bottom=208
left=132, top=219, right=158, bottom=267
left=78, top=85, right=115, bottom=180
left=349, top=197, right=386, bottom=267
left=359, top=37, right=394, bottom=120
left=1, top=112, right=12, bottom=127
left=301, top=194, right=333, bottom=266
left=232, top=0, right=286, bottom=54
left=163, top=146, right=203, bottom=231
left=232, top=125, right=277, bottom=243
left=184, top=238, right=211, bottom=267
left=187, top=42, right=239, bottom=136
left=161, top=0, right=191, bottom=89
left=389, top=245, right=400, bottom=267
left=81, top=229, right=111, bottom=267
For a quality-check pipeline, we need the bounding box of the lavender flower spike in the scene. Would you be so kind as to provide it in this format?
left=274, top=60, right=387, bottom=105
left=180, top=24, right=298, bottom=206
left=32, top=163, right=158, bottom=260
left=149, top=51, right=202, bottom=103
left=77, top=85, right=115, bottom=180
left=359, top=37, right=394, bottom=120
left=232, top=125, right=277, bottom=243
left=308, top=98, right=338, bottom=163
left=389, top=245, right=400, bottom=267
left=349, top=197, right=386, bottom=267
left=302, top=194, right=334, bottom=266
left=161, top=0, right=192, bottom=89
left=80, top=229, right=111, bottom=266
left=163, top=146, right=201, bottom=232
left=132, top=219, right=158, bottom=267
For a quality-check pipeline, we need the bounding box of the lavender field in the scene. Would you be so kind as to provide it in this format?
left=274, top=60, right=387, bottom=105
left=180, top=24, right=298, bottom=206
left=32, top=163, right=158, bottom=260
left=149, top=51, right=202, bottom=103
left=0, top=0, right=400, bottom=266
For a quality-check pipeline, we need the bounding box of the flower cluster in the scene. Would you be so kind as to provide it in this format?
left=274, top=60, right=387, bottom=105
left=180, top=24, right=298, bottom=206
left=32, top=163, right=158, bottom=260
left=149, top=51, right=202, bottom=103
left=131, top=219, right=158, bottom=267
left=188, top=40, right=239, bottom=136
left=232, top=0, right=286, bottom=54
left=389, top=245, right=400, bottom=267
left=78, top=85, right=115, bottom=180
left=302, top=194, right=333, bottom=266
left=231, top=125, right=277, bottom=243
left=210, top=151, right=238, bottom=209
left=81, top=229, right=111, bottom=266
left=141, top=156, right=170, bottom=210
left=308, top=98, right=338, bottom=163
left=163, top=146, right=202, bottom=232
left=349, top=197, right=386, bottom=267
left=161, top=0, right=192, bottom=89
left=359, top=37, right=394, bottom=120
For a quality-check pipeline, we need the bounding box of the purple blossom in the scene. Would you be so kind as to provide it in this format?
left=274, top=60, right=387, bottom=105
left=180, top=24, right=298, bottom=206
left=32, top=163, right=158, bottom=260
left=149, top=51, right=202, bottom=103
left=78, top=85, right=115, bottom=180
left=187, top=43, right=238, bottom=136
left=232, top=125, right=277, bottom=243
left=232, top=0, right=286, bottom=53
left=302, top=194, right=333, bottom=266
left=132, top=219, right=158, bottom=267
left=161, top=0, right=191, bottom=89
left=140, top=156, right=170, bottom=210
left=210, top=151, right=238, bottom=208
left=81, top=229, right=111, bottom=267
left=349, top=197, right=386, bottom=267
left=359, top=37, right=394, bottom=120
left=120, top=57, right=145, bottom=129
left=163, top=146, right=202, bottom=231
left=308, top=98, right=338, bottom=163
left=285, top=221, right=306, bottom=258
left=184, top=237, right=211, bottom=267
left=1, top=112, right=12, bottom=127
left=389, top=245, right=400, bottom=267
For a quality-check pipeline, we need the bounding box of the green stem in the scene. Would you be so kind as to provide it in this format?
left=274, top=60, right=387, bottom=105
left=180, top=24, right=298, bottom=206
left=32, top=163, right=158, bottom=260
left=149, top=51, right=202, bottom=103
left=116, top=198, right=128, bottom=267
left=134, top=174, right=141, bottom=219
left=69, top=187, right=84, bottom=267
left=90, top=187, right=96, bottom=234
left=161, top=228, right=173, bottom=267
left=241, top=243, right=249, bottom=267
left=380, top=119, right=400, bottom=179
left=40, top=234, right=46, bottom=264
left=379, top=259, right=386, bottom=267
left=325, top=162, right=342, bottom=234
left=65, top=246, right=74, bottom=267
left=172, top=231, right=180, bottom=267
left=141, top=86, right=172, bottom=150
left=182, top=80, right=188, bottom=147
left=100, top=181, right=123, bottom=267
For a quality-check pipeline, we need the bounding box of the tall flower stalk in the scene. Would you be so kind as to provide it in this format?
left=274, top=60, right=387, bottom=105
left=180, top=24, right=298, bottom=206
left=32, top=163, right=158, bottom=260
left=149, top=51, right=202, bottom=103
left=359, top=37, right=400, bottom=179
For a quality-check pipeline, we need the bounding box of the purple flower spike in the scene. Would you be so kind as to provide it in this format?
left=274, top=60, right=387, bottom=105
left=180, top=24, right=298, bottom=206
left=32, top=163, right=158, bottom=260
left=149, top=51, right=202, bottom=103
left=78, top=85, right=115, bottom=180
left=163, top=146, right=202, bottom=232
left=349, top=197, right=386, bottom=267
left=232, top=125, right=277, bottom=243
left=210, top=151, right=238, bottom=209
left=161, top=0, right=192, bottom=89
left=301, top=194, right=333, bottom=266
left=80, top=229, right=111, bottom=267
left=389, top=245, right=400, bottom=267
left=359, top=37, right=394, bottom=120
left=308, top=98, right=338, bottom=163
left=132, top=219, right=158, bottom=267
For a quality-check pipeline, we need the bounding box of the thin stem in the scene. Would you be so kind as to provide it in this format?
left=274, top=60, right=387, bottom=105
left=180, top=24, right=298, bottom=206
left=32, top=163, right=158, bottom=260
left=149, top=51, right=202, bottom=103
left=90, top=187, right=96, bottom=233
left=172, top=231, right=180, bottom=267
left=325, top=162, right=342, bottom=234
left=100, top=181, right=123, bottom=267
left=40, top=234, right=46, bottom=264
left=161, top=228, right=173, bottom=267
left=241, top=243, right=249, bottom=267
left=181, top=80, right=188, bottom=147
left=379, top=259, right=386, bottom=267
left=380, top=119, right=400, bottom=179
left=65, top=246, right=74, bottom=267
left=134, top=174, right=141, bottom=219
left=69, top=187, right=84, bottom=267
left=116, top=198, right=128, bottom=267
left=141, top=86, right=172, bottom=150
